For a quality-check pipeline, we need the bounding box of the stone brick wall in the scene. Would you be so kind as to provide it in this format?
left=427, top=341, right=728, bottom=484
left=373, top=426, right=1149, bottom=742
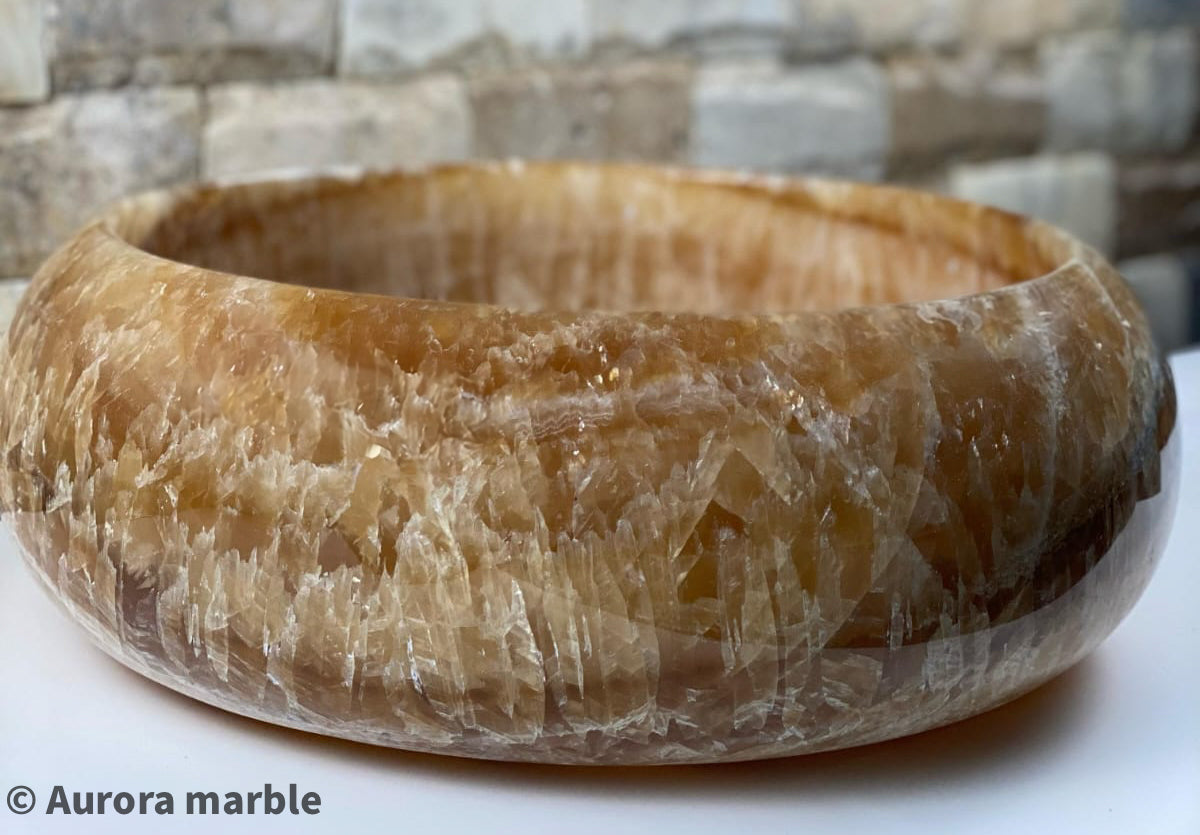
left=2, top=0, right=1198, bottom=348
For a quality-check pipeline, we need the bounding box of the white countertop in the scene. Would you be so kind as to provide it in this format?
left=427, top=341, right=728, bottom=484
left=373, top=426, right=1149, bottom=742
left=3, top=351, right=1198, bottom=835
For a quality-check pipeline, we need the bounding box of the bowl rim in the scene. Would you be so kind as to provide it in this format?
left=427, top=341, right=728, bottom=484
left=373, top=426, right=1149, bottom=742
left=62, top=160, right=1106, bottom=323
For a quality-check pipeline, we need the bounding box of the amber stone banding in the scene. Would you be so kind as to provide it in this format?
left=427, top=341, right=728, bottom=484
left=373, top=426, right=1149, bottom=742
left=0, top=163, right=1179, bottom=764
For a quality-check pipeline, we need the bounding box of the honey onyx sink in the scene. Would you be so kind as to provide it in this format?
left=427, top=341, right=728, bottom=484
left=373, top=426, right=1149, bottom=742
left=0, top=162, right=1180, bottom=764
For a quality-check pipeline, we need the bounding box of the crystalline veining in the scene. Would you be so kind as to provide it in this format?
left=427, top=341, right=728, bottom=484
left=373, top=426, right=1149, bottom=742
left=0, top=163, right=1179, bottom=764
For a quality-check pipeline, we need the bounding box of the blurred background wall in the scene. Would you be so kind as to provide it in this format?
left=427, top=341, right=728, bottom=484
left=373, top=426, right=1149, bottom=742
left=1, top=0, right=1198, bottom=349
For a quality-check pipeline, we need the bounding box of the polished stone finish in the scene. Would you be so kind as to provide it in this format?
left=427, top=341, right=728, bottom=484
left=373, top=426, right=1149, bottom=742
left=0, top=164, right=1179, bottom=764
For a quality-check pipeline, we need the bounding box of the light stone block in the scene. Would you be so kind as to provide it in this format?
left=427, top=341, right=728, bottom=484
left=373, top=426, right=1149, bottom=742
left=0, top=0, right=49, bottom=103
left=0, top=88, right=201, bottom=276
left=948, top=153, right=1118, bottom=254
left=691, top=59, right=890, bottom=179
left=0, top=279, right=31, bottom=335
left=340, top=0, right=588, bottom=76
left=203, top=77, right=472, bottom=180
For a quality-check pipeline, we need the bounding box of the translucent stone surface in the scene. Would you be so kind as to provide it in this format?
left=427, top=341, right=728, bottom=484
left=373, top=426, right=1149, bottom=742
left=0, top=163, right=1180, bottom=764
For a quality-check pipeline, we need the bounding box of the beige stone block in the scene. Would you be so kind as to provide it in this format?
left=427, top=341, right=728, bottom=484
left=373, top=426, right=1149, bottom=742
left=967, top=0, right=1120, bottom=47
left=1118, top=155, right=1200, bottom=257
left=203, top=77, right=472, bottom=180
left=889, top=53, right=1045, bottom=168
left=471, top=63, right=693, bottom=162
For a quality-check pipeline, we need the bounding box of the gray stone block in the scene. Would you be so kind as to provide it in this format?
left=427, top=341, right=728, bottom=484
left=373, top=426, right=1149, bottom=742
left=1119, top=253, right=1193, bottom=351
left=1124, top=0, right=1200, bottom=28
left=691, top=59, right=890, bottom=179
left=799, top=0, right=964, bottom=52
left=1044, top=29, right=1198, bottom=154
left=340, top=0, right=588, bottom=76
left=591, top=0, right=790, bottom=53
left=0, top=88, right=201, bottom=276
left=49, top=0, right=337, bottom=89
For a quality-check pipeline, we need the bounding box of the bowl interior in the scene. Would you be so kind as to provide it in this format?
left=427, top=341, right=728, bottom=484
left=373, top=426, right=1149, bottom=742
left=131, top=164, right=1065, bottom=315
